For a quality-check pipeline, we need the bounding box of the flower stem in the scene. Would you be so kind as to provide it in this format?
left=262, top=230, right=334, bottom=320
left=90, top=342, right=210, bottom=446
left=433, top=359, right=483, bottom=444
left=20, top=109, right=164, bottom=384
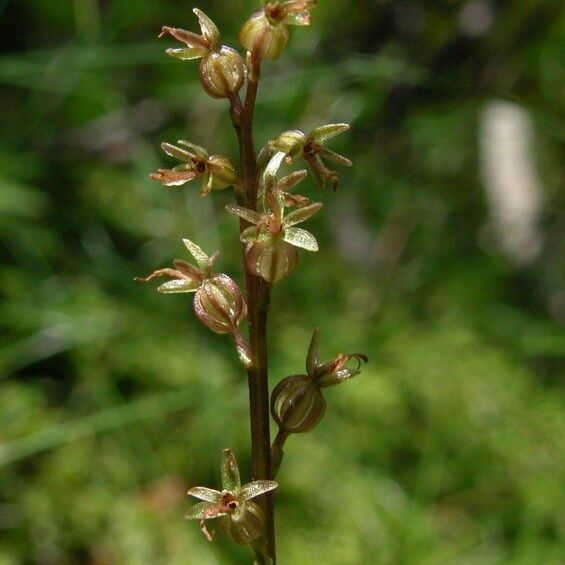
left=229, top=61, right=276, bottom=564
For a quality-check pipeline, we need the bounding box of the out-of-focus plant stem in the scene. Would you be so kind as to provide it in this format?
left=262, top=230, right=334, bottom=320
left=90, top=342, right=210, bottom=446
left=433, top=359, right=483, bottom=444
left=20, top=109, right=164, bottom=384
left=229, top=59, right=276, bottom=564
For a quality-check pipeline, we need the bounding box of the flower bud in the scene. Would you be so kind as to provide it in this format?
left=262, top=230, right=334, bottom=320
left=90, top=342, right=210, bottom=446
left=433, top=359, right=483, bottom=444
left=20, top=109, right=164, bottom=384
left=218, top=501, right=264, bottom=546
left=199, top=46, right=245, bottom=98
left=245, top=238, right=298, bottom=283
left=240, top=11, right=289, bottom=60
left=271, top=375, right=326, bottom=433
left=193, top=274, right=246, bottom=334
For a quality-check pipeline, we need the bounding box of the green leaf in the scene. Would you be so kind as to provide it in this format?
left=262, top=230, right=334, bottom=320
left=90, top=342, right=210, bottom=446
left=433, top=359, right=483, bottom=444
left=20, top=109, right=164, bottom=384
left=187, top=486, right=223, bottom=503
left=240, top=480, right=278, bottom=502
left=306, top=328, right=320, bottom=376
left=182, top=239, right=211, bottom=270
left=225, top=205, right=261, bottom=225
left=283, top=227, right=319, bottom=251
left=283, top=202, right=322, bottom=228
left=157, top=279, right=200, bottom=293
left=165, top=47, right=207, bottom=61
left=309, top=123, right=350, bottom=143
left=221, top=448, right=241, bottom=492
left=193, top=8, right=220, bottom=48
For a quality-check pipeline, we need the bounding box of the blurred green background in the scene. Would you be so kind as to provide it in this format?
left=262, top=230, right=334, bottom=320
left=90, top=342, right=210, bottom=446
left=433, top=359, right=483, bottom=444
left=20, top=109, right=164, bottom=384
left=1, top=0, right=563, bottom=563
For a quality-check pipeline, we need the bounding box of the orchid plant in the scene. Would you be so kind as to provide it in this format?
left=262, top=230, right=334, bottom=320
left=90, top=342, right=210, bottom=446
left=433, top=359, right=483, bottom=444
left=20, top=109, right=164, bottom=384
left=138, top=2, right=367, bottom=562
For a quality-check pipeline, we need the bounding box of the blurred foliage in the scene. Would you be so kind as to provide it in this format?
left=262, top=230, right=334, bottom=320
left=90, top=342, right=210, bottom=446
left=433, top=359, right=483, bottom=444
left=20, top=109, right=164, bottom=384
left=0, top=0, right=564, bottom=563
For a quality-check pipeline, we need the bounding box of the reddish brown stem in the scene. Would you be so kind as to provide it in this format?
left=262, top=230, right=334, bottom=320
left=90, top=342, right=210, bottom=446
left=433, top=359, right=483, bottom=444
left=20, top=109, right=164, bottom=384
left=229, top=59, right=276, bottom=564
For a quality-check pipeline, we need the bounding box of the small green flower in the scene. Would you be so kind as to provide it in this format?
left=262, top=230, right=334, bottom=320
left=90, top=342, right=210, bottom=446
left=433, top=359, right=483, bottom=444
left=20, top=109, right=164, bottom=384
left=259, top=124, right=352, bottom=191
left=226, top=153, right=322, bottom=283
left=160, top=9, right=245, bottom=98
left=150, top=141, right=238, bottom=197
left=135, top=239, right=251, bottom=367
left=271, top=328, right=368, bottom=434
left=185, top=448, right=278, bottom=545
left=240, top=1, right=317, bottom=60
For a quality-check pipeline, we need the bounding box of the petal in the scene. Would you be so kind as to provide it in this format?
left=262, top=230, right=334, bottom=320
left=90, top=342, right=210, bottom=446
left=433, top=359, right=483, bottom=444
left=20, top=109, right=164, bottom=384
left=240, top=480, right=278, bottom=502
left=200, top=171, right=214, bottom=197
left=193, top=8, right=220, bottom=48
left=221, top=448, right=241, bottom=492
left=134, top=268, right=188, bottom=283
left=306, top=327, right=320, bottom=376
left=187, top=486, right=223, bottom=503
left=185, top=501, right=223, bottom=520
left=283, top=12, right=312, bottom=26
left=165, top=46, right=208, bottom=61
left=277, top=169, right=308, bottom=192
left=308, top=123, right=350, bottom=143
left=149, top=167, right=198, bottom=187
left=318, top=146, right=352, bottom=167
left=173, top=259, right=203, bottom=280
left=161, top=142, right=195, bottom=162
left=159, top=27, right=209, bottom=49
left=263, top=152, right=286, bottom=187
left=177, top=140, right=209, bottom=159
left=182, top=238, right=211, bottom=270
left=317, top=368, right=361, bottom=388
left=225, top=205, right=262, bottom=225
left=157, top=279, right=200, bottom=293
left=283, top=202, right=322, bottom=228
left=304, top=158, right=326, bottom=190
left=240, top=225, right=261, bottom=244
left=283, top=227, right=319, bottom=251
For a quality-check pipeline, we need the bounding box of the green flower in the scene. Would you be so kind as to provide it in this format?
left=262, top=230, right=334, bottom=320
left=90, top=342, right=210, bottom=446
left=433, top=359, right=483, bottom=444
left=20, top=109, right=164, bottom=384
left=259, top=124, right=352, bottom=191
left=150, top=141, right=238, bottom=197
left=227, top=153, right=322, bottom=283
left=185, top=448, right=277, bottom=545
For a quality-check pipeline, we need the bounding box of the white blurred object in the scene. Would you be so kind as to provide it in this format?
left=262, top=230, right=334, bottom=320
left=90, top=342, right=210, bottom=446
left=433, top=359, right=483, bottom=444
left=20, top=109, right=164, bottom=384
left=480, top=101, right=544, bottom=266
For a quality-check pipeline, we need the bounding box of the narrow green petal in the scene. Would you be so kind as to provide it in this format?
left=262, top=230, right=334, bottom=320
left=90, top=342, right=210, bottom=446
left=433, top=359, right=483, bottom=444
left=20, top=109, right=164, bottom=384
left=283, top=227, right=319, bottom=251
left=283, top=202, right=322, bottom=228
left=263, top=151, right=286, bottom=187
left=185, top=501, right=216, bottom=520
left=306, top=328, right=320, bottom=376
left=161, top=142, right=194, bottom=162
left=182, top=238, right=210, bottom=270
left=187, top=486, right=223, bottom=503
left=240, top=480, right=278, bottom=502
left=157, top=279, right=200, bottom=293
left=165, top=47, right=207, bottom=61
left=317, top=368, right=361, bottom=388
left=221, top=448, right=241, bottom=492
left=309, top=123, right=350, bottom=143
left=226, top=205, right=261, bottom=225
left=177, top=140, right=209, bottom=159
left=193, top=8, right=220, bottom=48
left=240, top=226, right=261, bottom=244
left=318, top=146, right=352, bottom=167
left=305, top=159, right=326, bottom=190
